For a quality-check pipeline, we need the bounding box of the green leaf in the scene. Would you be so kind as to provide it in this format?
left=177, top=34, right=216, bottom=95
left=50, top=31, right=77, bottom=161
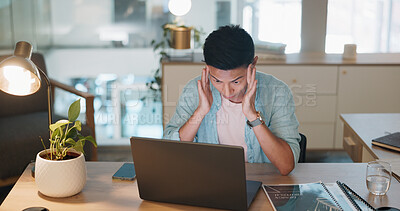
left=66, top=128, right=78, bottom=139
left=65, top=138, right=76, bottom=146
left=84, top=136, right=97, bottom=148
left=68, top=99, right=81, bottom=122
left=73, top=140, right=84, bottom=153
left=74, top=120, right=82, bottom=131
left=49, top=120, right=70, bottom=132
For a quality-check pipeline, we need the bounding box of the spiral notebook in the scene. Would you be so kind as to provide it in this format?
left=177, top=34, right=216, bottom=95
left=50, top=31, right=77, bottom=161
left=263, top=181, right=374, bottom=211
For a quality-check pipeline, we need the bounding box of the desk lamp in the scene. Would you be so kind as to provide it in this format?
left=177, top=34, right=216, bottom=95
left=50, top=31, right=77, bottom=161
left=0, top=41, right=52, bottom=128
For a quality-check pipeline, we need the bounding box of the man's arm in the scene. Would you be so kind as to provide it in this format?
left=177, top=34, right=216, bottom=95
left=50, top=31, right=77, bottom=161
left=242, top=60, right=299, bottom=175
left=178, top=67, right=213, bottom=141
left=250, top=120, right=295, bottom=175
left=163, top=80, right=198, bottom=141
left=246, top=90, right=298, bottom=175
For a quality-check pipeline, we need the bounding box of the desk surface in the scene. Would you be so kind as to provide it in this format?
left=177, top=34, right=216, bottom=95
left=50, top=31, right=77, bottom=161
left=1, top=162, right=400, bottom=210
left=340, top=113, right=400, bottom=160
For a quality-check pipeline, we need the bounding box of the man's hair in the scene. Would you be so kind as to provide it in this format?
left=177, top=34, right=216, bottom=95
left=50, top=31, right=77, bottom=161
left=203, top=25, right=254, bottom=70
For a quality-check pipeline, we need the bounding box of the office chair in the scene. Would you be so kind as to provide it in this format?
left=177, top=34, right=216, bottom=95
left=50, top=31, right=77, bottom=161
left=298, top=133, right=307, bottom=163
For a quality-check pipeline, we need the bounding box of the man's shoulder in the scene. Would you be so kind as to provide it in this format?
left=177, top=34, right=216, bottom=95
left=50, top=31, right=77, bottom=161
left=179, top=75, right=201, bottom=94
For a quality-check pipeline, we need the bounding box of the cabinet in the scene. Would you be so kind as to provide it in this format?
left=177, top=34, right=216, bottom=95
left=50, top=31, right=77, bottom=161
left=257, top=66, right=338, bottom=149
left=162, top=54, right=400, bottom=149
left=162, top=64, right=204, bottom=125
left=335, top=66, right=400, bottom=148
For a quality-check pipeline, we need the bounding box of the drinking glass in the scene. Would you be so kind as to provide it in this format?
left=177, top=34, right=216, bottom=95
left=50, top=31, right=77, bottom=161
left=366, top=161, right=391, bottom=195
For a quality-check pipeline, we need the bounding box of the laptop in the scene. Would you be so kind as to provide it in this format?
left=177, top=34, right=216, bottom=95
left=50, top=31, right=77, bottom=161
left=130, top=137, right=261, bottom=211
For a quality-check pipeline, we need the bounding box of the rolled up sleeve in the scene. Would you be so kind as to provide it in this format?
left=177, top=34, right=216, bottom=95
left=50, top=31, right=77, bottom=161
left=268, top=85, right=301, bottom=165
left=163, top=79, right=199, bottom=141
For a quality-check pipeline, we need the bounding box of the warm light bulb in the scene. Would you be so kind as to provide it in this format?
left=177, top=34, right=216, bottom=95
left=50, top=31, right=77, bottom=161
left=0, top=66, right=39, bottom=96
left=168, top=0, right=191, bottom=16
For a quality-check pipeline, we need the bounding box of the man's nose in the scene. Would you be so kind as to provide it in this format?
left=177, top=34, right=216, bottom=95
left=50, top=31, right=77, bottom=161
left=223, top=84, right=232, bottom=97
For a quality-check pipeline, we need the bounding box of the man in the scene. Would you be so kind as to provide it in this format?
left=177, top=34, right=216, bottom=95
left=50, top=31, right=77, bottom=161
left=163, top=25, right=300, bottom=175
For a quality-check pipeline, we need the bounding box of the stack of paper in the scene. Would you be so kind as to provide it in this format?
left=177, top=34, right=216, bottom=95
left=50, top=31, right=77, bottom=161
left=255, top=41, right=287, bottom=60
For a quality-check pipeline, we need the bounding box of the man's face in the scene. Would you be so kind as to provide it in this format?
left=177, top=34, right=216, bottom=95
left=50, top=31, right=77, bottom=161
left=207, top=65, right=248, bottom=103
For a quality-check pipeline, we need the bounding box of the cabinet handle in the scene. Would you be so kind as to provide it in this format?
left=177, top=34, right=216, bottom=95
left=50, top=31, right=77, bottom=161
left=292, top=79, right=297, bottom=83
left=343, top=137, right=356, bottom=146
left=342, top=70, right=347, bottom=75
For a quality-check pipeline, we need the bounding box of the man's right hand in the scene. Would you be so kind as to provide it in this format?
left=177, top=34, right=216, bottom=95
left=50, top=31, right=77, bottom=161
left=196, top=67, right=213, bottom=116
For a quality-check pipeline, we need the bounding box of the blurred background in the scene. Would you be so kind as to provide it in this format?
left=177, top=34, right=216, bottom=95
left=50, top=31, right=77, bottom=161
left=0, top=0, right=399, bottom=147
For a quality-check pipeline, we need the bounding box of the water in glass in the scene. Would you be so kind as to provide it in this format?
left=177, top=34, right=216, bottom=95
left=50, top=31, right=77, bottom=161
left=366, top=175, right=390, bottom=195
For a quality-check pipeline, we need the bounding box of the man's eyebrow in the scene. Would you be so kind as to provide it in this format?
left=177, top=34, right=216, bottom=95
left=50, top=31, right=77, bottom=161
left=209, top=73, right=220, bottom=81
left=231, top=76, right=244, bottom=82
left=209, top=74, right=244, bottom=82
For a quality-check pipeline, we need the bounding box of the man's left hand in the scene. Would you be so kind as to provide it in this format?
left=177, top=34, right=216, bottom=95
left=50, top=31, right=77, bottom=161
left=242, top=56, right=258, bottom=121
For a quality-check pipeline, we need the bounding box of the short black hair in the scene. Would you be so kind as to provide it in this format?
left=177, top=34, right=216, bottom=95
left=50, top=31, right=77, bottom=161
left=203, top=25, right=254, bottom=70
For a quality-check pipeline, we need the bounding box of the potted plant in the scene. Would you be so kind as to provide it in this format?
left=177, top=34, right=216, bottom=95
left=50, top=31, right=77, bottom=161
left=35, top=99, right=97, bottom=197
left=144, top=23, right=204, bottom=102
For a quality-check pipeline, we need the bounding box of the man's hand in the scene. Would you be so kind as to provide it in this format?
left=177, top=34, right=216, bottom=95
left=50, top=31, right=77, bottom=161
left=242, top=56, right=258, bottom=121
left=179, top=67, right=213, bottom=141
left=197, top=67, right=213, bottom=116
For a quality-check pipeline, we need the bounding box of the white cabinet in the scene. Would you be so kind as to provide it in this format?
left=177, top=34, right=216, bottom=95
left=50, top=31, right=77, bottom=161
left=162, top=64, right=204, bottom=126
left=257, top=66, right=338, bottom=149
left=334, top=66, right=400, bottom=148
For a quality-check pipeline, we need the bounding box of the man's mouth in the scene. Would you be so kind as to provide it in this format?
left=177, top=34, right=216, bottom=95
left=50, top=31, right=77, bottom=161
left=224, top=95, right=235, bottom=99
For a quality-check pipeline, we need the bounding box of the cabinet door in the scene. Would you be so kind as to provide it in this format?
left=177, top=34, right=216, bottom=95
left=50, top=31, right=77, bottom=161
left=257, top=65, right=338, bottom=95
left=335, top=66, right=400, bottom=148
left=258, top=65, right=338, bottom=149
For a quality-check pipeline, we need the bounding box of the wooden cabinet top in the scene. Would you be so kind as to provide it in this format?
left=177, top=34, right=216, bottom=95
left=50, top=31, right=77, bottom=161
left=162, top=53, right=400, bottom=66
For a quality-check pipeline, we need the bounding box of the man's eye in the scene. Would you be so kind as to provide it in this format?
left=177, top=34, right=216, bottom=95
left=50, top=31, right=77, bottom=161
left=215, top=80, right=221, bottom=83
left=233, top=81, right=239, bottom=84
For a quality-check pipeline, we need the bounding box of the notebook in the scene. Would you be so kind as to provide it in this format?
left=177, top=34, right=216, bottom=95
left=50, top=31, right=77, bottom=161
left=130, top=137, right=261, bottom=211
left=372, top=132, right=400, bottom=152
left=262, top=181, right=375, bottom=211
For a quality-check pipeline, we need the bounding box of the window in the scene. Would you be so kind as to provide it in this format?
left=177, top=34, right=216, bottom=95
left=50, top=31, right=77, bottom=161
left=51, top=0, right=170, bottom=48
left=326, top=0, right=400, bottom=53
left=243, top=0, right=302, bottom=53
left=216, top=1, right=231, bottom=27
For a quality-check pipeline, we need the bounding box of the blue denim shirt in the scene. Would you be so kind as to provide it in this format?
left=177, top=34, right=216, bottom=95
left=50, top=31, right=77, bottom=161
left=163, top=71, right=300, bottom=164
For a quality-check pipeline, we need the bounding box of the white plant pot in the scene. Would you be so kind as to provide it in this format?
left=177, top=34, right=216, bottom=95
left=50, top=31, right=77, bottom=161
left=35, top=149, right=87, bottom=197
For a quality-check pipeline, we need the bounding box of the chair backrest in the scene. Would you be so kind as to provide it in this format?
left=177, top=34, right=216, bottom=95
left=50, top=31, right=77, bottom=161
left=298, top=133, right=307, bottom=163
left=0, top=53, right=49, bottom=117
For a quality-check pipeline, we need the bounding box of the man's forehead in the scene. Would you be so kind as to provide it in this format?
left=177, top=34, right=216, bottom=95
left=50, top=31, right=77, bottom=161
left=208, top=65, right=246, bottom=81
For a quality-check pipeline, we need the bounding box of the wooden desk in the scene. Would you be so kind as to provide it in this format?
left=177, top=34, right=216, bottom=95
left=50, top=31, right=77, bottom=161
left=1, top=162, right=400, bottom=210
left=340, top=113, right=400, bottom=162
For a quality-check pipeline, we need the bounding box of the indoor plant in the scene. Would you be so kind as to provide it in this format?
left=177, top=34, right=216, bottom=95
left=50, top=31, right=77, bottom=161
left=145, top=23, right=204, bottom=101
left=35, top=99, right=97, bottom=197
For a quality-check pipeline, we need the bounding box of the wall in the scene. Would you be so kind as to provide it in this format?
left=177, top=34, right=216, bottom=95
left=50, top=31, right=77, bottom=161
left=0, top=0, right=51, bottom=50
left=51, top=0, right=113, bottom=47
left=44, top=48, right=158, bottom=81
left=301, top=0, right=328, bottom=52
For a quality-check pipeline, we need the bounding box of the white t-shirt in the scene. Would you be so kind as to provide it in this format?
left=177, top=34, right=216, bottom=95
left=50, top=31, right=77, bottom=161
left=216, top=95, right=248, bottom=162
